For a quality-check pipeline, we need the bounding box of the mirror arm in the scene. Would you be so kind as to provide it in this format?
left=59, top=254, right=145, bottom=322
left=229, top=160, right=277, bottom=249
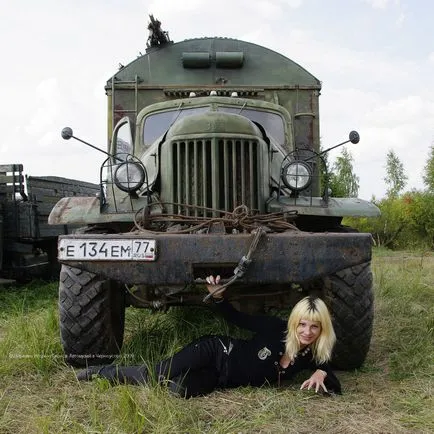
left=319, top=131, right=360, bottom=156
left=318, top=139, right=351, bottom=156
left=61, top=127, right=123, bottom=162
left=72, top=136, right=113, bottom=158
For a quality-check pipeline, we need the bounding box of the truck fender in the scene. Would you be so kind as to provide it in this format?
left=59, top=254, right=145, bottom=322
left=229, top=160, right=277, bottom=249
left=48, top=197, right=102, bottom=225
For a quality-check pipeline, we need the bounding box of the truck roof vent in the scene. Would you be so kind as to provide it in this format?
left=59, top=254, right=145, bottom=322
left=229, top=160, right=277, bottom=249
left=182, top=52, right=211, bottom=68
left=163, top=89, right=264, bottom=98
left=182, top=51, right=244, bottom=69
left=216, top=51, right=244, bottom=68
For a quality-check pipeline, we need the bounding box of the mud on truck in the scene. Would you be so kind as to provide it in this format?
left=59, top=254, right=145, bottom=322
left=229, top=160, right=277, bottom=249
left=49, top=18, right=380, bottom=369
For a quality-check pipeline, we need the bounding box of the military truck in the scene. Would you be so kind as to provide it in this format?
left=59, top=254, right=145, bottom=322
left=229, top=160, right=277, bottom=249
left=0, top=164, right=99, bottom=280
left=49, top=18, right=380, bottom=369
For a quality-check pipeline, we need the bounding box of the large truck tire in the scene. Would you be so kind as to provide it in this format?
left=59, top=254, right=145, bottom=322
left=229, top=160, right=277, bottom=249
left=323, top=262, right=374, bottom=370
left=59, top=265, right=125, bottom=367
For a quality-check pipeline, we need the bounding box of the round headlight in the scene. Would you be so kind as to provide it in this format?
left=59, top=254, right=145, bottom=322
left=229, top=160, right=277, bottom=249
left=282, top=161, right=312, bottom=191
left=114, top=161, right=145, bottom=192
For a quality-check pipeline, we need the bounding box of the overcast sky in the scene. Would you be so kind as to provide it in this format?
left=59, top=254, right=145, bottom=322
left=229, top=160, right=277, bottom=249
left=1, top=0, right=432, bottom=200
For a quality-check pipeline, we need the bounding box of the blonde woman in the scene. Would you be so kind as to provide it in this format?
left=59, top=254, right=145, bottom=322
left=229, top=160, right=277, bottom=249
left=77, top=275, right=341, bottom=397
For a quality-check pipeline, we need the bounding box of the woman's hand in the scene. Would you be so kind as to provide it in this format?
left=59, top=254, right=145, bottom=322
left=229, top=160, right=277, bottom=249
left=205, top=275, right=223, bottom=299
left=300, top=369, right=328, bottom=393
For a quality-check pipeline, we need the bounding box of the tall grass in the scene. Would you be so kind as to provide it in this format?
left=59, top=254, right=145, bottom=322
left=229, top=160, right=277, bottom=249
left=0, top=281, right=62, bottom=378
left=0, top=251, right=433, bottom=433
left=370, top=253, right=433, bottom=378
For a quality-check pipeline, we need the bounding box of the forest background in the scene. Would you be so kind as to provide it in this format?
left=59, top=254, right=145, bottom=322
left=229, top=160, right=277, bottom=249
left=325, top=142, right=434, bottom=251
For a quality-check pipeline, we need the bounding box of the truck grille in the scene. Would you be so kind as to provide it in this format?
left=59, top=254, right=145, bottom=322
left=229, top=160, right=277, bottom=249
left=163, top=138, right=261, bottom=216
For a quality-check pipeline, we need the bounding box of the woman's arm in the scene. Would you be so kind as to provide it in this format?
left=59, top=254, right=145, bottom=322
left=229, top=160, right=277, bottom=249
left=206, top=275, right=284, bottom=332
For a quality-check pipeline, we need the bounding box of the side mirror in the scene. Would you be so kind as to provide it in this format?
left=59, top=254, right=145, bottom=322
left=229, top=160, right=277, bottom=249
left=349, top=130, right=360, bottom=144
left=61, top=127, right=73, bottom=140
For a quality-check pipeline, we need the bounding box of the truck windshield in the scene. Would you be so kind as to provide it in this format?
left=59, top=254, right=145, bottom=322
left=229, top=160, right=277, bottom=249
left=143, top=105, right=286, bottom=145
left=143, top=107, right=209, bottom=145
left=217, top=106, right=285, bottom=144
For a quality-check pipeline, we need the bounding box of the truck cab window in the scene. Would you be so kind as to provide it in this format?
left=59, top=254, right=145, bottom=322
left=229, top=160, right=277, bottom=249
left=143, top=106, right=209, bottom=145
left=217, top=106, right=285, bottom=145
left=112, top=118, right=134, bottom=160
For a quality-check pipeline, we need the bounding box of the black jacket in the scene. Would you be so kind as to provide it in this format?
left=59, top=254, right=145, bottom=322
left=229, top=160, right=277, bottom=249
left=215, top=299, right=342, bottom=394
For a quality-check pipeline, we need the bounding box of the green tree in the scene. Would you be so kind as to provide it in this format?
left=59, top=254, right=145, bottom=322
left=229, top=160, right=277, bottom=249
left=384, top=150, right=407, bottom=198
left=346, top=190, right=434, bottom=250
left=329, top=148, right=359, bottom=197
left=346, top=195, right=410, bottom=249
left=423, top=143, right=434, bottom=192
left=406, top=190, right=434, bottom=249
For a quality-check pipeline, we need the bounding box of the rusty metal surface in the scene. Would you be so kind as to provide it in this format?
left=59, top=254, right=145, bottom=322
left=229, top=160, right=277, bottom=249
left=58, top=232, right=372, bottom=285
left=269, top=196, right=381, bottom=217
left=48, top=196, right=150, bottom=225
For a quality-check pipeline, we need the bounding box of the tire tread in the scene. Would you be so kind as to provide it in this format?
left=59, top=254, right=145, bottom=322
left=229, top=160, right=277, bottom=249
left=58, top=265, right=125, bottom=367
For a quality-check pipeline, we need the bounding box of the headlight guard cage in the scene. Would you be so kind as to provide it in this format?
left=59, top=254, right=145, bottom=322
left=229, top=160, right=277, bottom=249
left=277, top=149, right=330, bottom=204
left=99, top=153, right=150, bottom=211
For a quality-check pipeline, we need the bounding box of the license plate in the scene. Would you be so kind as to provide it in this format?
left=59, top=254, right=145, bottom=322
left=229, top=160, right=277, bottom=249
left=58, top=239, right=157, bottom=261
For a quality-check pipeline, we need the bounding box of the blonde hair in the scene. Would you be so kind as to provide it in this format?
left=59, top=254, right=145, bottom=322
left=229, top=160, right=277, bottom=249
left=285, top=296, right=336, bottom=364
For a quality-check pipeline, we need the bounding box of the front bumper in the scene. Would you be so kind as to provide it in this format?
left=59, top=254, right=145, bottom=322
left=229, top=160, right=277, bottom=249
left=57, top=232, right=372, bottom=285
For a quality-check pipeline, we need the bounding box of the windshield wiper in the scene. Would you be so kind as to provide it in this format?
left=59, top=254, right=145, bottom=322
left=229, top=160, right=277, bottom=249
left=168, top=102, right=184, bottom=129
left=238, top=102, right=247, bottom=115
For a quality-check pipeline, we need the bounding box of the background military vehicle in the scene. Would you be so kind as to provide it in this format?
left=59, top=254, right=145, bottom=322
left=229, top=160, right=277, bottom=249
left=0, top=164, right=98, bottom=281
left=50, top=17, right=380, bottom=369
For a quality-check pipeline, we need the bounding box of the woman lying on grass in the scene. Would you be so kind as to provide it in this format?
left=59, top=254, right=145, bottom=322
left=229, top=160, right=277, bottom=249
left=77, top=275, right=341, bottom=397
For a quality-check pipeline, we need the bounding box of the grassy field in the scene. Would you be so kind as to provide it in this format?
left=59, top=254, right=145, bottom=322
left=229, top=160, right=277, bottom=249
left=0, top=250, right=433, bottom=433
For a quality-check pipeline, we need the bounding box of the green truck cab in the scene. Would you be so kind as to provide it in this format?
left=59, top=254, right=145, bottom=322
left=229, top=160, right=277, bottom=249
left=50, top=19, right=380, bottom=369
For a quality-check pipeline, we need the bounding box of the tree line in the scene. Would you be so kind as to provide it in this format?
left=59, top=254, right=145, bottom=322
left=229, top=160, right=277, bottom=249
left=325, top=144, right=434, bottom=250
